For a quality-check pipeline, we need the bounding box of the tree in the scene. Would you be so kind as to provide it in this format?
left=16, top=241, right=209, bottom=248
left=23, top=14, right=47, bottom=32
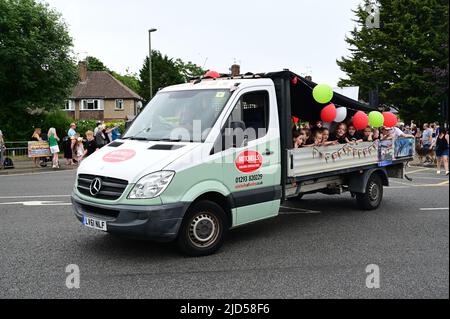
left=0, top=0, right=78, bottom=140
left=139, top=51, right=185, bottom=102
left=110, top=71, right=140, bottom=95
left=337, top=0, right=449, bottom=123
left=86, top=56, right=109, bottom=72
left=175, top=59, right=206, bottom=81
left=85, top=56, right=140, bottom=96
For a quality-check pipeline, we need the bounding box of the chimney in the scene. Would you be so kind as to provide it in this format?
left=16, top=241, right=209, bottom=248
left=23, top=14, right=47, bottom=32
left=230, top=64, right=240, bottom=77
left=78, top=61, right=88, bottom=82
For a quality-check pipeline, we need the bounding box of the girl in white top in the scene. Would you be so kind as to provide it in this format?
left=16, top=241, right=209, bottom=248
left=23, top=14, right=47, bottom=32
left=75, top=137, right=85, bottom=163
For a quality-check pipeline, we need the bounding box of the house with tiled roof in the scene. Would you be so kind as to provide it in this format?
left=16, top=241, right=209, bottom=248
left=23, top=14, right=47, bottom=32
left=64, top=61, right=143, bottom=121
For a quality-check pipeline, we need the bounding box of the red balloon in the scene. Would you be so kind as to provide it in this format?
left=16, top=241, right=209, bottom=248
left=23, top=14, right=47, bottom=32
left=204, top=70, right=220, bottom=79
left=320, top=103, right=337, bottom=123
left=352, top=111, right=369, bottom=130
left=382, top=112, right=398, bottom=127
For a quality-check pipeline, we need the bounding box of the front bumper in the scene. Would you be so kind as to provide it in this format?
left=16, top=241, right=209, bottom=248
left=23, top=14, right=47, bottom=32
left=71, top=192, right=190, bottom=242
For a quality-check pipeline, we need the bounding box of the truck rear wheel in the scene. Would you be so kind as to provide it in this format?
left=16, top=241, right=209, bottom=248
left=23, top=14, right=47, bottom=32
left=177, top=200, right=227, bottom=257
left=356, top=174, right=383, bottom=210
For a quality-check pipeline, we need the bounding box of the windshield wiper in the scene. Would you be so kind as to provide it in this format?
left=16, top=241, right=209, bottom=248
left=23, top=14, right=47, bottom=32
left=158, top=138, right=183, bottom=142
left=122, top=136, right=151, bottom=141
left=123, top=127, right=152, bottom=141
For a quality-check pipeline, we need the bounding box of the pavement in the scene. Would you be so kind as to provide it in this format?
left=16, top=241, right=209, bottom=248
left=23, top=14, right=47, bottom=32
left=0, top=158, right=77, bottom=175
left=0, top=166, right=448, bottom=299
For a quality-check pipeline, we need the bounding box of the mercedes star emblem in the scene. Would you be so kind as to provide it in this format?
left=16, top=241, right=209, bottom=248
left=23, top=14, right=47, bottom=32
left=89, top=177, right=102, bottom=196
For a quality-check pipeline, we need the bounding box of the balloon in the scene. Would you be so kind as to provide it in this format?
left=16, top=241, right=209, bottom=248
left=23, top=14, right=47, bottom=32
left=313, top=84, right=334, bottom=104
left=320, top=103, right=337, bottom=123
left=368, top=111, right=384, bottom=128
left=334, top=107, right=347, bottom=123
left=383, top=112, right=398, bottom=127
left=352, top=111, right=369, bottom=130
left=204, top=70, right=220, bottom=79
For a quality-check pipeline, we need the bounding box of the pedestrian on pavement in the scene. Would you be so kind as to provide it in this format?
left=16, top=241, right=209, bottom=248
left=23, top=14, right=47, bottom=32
left=0, top=130, right=5, bottom=168
left=94, top=121, right=103, bottom=136
left=431, top=128, right=449, bottom=175
left=47, top=128, right=60, bottom=169
left=95, top=124, right=109, bottom=148
left=111, top=125, right=121, bottom=141
left=421, top=124, right=433, bottom=164
left=84, top=130, right=98, bottom=158
left=31, top=128, right=42, bottom=168
left=75, top=137, right=85, bottom=163
left=66, top=123, right=77, bottom=166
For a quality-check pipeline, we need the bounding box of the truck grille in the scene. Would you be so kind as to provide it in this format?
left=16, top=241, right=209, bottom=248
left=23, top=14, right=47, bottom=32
left=77, top=174, right=128, bottom=200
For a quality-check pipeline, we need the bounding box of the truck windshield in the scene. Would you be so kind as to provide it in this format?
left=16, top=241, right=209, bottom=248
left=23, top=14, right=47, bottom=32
left=124, top=89, right=232, bottom=142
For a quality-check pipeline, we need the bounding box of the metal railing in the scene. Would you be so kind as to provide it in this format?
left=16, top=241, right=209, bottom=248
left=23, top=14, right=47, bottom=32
left=3, top=141, right=29, bottom=159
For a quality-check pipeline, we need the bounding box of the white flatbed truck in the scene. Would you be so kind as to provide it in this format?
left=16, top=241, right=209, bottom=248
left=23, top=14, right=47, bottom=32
left=71, top=70, right=413, bottom=256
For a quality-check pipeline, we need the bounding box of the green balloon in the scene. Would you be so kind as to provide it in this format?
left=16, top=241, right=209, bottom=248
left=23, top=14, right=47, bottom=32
left=368, top=111, right=384, bottom=128
left=313, top=84, right=334, bottom=104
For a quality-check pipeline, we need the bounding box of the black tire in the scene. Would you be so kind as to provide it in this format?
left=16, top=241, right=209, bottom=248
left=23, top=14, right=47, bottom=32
left=177, top=200, right=228, bottom=257
left=356, top=174, right=383, bottom=210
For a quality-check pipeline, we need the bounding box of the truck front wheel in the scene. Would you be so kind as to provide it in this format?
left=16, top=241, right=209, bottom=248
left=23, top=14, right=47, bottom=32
left=177, top=200, right=227, bottom=257
left=356, top=174, right=383, bottom=210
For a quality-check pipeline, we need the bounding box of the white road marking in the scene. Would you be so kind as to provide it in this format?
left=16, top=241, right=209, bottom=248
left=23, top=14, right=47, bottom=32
left=0, top=201, right=72, bottom=206
left=0, top=169, right=76, bottom=177
left=411, top=176, right=450, bottom=181
left=279, top=206, right=321, bottom=214
left=0, top=195, right=70, bottom=199
left=420, top=208, right=449, bottom=211
left=387, top=179, right=449, bottom=188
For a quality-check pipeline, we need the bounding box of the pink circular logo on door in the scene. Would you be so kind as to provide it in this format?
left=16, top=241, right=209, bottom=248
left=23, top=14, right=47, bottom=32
left=103, top=149, right=136, bottom=163
left=235, top=151, right=263, bottom=173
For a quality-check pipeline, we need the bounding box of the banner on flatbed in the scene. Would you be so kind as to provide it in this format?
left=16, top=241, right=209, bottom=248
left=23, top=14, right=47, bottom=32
left=394, top=138, right=415, bottom=158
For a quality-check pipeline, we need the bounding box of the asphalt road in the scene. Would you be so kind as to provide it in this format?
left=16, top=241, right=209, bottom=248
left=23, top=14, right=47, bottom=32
left=0, top=167, right=448, bottom=299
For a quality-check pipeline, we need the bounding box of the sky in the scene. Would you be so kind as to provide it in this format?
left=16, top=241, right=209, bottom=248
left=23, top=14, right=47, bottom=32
left=43, top=0, right=362, bottom=86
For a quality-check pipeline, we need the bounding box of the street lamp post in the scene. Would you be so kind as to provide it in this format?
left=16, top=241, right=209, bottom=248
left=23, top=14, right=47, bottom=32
left=148, top=28, right=157, bottom=100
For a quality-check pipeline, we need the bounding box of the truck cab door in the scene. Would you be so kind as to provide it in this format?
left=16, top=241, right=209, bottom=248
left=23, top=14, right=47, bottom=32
left=219, top=87, right=281, bottom=226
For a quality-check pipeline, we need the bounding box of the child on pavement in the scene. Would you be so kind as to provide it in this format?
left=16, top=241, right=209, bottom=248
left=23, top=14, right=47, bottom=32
left=75, top=137, right=85, bottom=163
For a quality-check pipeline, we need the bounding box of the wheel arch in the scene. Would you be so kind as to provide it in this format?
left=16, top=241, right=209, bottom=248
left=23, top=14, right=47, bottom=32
left=348, top=168, right=389, bottom=193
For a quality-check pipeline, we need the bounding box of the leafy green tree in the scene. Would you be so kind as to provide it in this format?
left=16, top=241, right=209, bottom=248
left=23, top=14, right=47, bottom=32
left=86, top=56, right=109, bottom=72
left=337, top=0, right=449, bottom=123
left=175, top=59, right=206, bottom=81
left=110, top=71, right=140, bottom=95
left=0, top=0, right=78, bottom=140
left=85, top=56, right=140, bottom=96
left=139, top=51, right=185, bottom=102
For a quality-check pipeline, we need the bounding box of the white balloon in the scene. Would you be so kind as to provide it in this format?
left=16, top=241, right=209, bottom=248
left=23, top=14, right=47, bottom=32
left=334, top=107, right=347, bottom=123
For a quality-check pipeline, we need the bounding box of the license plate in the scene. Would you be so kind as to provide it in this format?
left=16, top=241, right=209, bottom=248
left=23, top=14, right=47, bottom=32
left=82, top=215, right=107, bottom=231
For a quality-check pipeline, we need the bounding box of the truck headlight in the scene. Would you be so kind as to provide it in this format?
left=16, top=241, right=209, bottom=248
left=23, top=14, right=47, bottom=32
left=128, top=171, right=175, bottom=199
